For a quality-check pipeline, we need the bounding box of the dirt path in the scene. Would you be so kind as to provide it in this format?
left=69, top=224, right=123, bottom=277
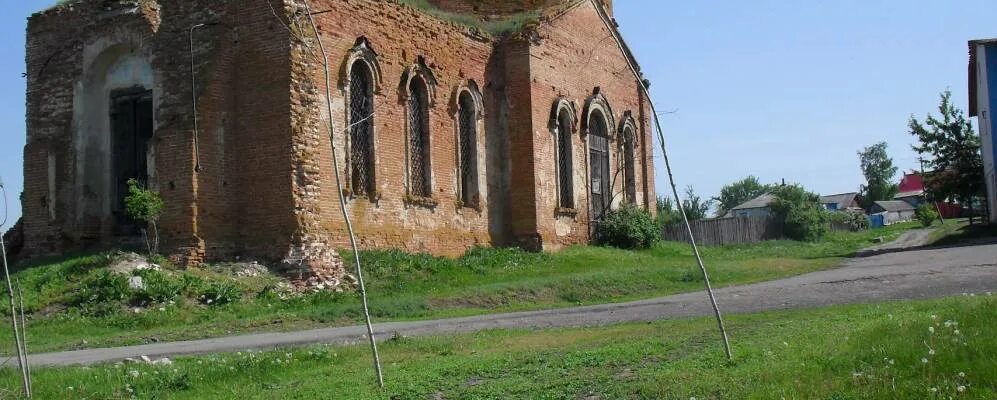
left=8, top=242, right=997, bottom=367
left=857, top=228, right=936, bottom=255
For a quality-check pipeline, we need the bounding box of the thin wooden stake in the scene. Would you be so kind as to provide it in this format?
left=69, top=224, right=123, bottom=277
left=300, top=0, right=385, bottom=387
left=589, top=0, right=733, bottom=361
left=16, top=280, right=31, bottom=393
left=1, top=183, right=31, bottom=396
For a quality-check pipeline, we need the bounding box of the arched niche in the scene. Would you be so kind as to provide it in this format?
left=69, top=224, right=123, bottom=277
left=74, top=41, right=157, bottom=236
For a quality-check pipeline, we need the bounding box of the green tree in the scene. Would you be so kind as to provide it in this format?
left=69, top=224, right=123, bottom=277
left=125, top=179, right=165, bottom=255
left=681, top=186, right=713, bottom=222
left=915, top=203, right=939, bottom=227
left=857, top=142, right=899, bottom=209
left=713, top=175, right=773, bottom=217
left=770, top=184, right=829, bottom=241
left=909, top=91, right=985, bottom=223
left=655, top=195, right=681, bottom=228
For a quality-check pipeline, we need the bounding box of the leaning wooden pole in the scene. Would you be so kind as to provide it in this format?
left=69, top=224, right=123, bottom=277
left=16, top=280, right=31, bottom=391
left=300, top=0, right=385, bottom=387
left=1, top=182, right=30, bottom=396
left=589, top=0, right=733, bottom=361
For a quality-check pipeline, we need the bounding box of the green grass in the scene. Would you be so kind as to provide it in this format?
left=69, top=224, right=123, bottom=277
left=2, top=295, right=994, bottom=399
left=0, top=223, right=919, bottom=354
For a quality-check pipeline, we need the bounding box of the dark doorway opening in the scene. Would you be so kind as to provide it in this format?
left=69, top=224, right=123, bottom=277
left=110, top=88, right=154, bottom=235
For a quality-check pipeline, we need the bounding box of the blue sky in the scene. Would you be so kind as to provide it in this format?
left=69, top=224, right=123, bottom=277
left=1, top=1, right=996, bottom=232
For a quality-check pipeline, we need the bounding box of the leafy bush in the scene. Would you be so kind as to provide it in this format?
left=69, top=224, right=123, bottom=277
left=129, top=270, right=184, bottom=306
left=915, top=203, right=939, bottom=227
left=199, top=282, right=242, bottom=306
left=595, top=204, right=661, bottom=249
left=656, top=196, right=682, bottom=229
left=770, top=185, right=829, bottom=241
left=828, top=210, right=870, bottom=232
left=72, top=270, right=130, bottom=316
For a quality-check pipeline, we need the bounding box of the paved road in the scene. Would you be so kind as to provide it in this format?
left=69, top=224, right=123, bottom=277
left=9, top=242, right=997, bottom=367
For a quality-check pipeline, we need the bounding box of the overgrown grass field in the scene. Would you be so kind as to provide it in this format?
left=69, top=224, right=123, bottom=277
left=1, top=223, right=918, bottom=353
left=2, top=295, right=993, bottom=399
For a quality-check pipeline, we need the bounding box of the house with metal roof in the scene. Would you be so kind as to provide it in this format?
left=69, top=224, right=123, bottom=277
left=724, top=193, right=778, bottom=218
left=969, top=38, right=997, bottom=223
left=820, top=192, right=860, bottom=211
left=870, top=200, right=916, bottom=225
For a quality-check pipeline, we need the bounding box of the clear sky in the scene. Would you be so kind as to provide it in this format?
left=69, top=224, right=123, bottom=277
left=1, top=1, right=996, bottom=233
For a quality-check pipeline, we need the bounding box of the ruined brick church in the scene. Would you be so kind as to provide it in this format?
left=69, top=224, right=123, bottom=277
left=19, top=0, right=655, bottom=278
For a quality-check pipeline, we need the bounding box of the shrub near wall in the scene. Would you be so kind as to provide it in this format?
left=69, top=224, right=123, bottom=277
left=596, top=205, right=660, bottom=249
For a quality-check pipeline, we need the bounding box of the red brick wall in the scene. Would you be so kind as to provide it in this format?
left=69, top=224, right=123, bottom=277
left=527, top=1, right=655, bottom=249
left=22, top=0, right=295, bottom=263
left=299, top=0, right=497, bottom=256
left=21, top=0, right=652, bottom=263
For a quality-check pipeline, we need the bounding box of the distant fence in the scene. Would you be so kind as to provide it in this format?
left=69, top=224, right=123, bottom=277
left=662, top=216, right=783, bottom=246
left=663, top=216, right=860, bottom=246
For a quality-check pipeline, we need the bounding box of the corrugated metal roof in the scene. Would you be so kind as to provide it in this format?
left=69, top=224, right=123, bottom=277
left=894, top=190, right=924, bottom=199
left=730, top=193, right=777, bottom=211
left=820, top=192, right=858, bottom=208
left=874, top=200, right=916, bottom=212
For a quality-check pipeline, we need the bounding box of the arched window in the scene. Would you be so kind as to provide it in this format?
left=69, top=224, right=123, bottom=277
left=622, top=125, right=637, bottom=204
left=407, top=76, right=432, bottom=197
left=556, top=109, right=575, bottom=209
left=550, top=98, right=577, bottom=211
left=348, top=60, right=375, bottom=197
left=457, top=91, right=478, bottom=206
left=588, top=109, right=612, bottom=218
left=583, top=89, right=616, bottom=220
left=342, top=37, right=382, bottom=198
left=619, top=112, right=638, bottom=204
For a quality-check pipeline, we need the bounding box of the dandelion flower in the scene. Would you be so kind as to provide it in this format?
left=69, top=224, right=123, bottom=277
left=929, top=327, right=935, bottom=333
left=957, top=386, right=966, bottom=392
left=959, top=372, right=966, bottom=378
left=928, top=349, right=935, bottom=355
left=931, top=314, right=938, bottom=320
left=954, top=330, right=961, bottom=335
left=921, top=358, right=929, bottom=364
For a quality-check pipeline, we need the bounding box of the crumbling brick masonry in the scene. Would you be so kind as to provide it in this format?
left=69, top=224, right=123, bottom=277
left=20, top=0, right=654, bottom=285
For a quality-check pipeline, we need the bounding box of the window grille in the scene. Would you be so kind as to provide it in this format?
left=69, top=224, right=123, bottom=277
left=623, top=127, right=637, bottom=203
left=588, top=112, right=611, bottom=219
left=458, top=92, right=477, bottom=206
left=349, top=61, right=375, bottom=197
left=408, top=78, right=432, bottom=197
left=557, top=110, right=574, bottom=209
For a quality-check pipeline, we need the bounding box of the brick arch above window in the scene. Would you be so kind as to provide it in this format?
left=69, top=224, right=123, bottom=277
left=339, top=36, right=383, bottom=93
left=548, top=97, right=577, bottom=133
left=398, top=56, right=438, bottom=105
left=450, top=80, right=484, bottom=119
left=617, top=110, right=638, bottom=145
left=581, top=87, right=615, bottom=139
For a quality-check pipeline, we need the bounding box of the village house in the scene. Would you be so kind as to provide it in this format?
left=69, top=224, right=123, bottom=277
left=16, top=0, right=656, bottom=283
left=969, top=38, right=997, bottom=224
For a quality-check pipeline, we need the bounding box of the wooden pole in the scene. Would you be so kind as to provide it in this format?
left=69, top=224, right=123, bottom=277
left=300, top=0, right=385, bottom=387
left=589, top=0, right=733, bottom=361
